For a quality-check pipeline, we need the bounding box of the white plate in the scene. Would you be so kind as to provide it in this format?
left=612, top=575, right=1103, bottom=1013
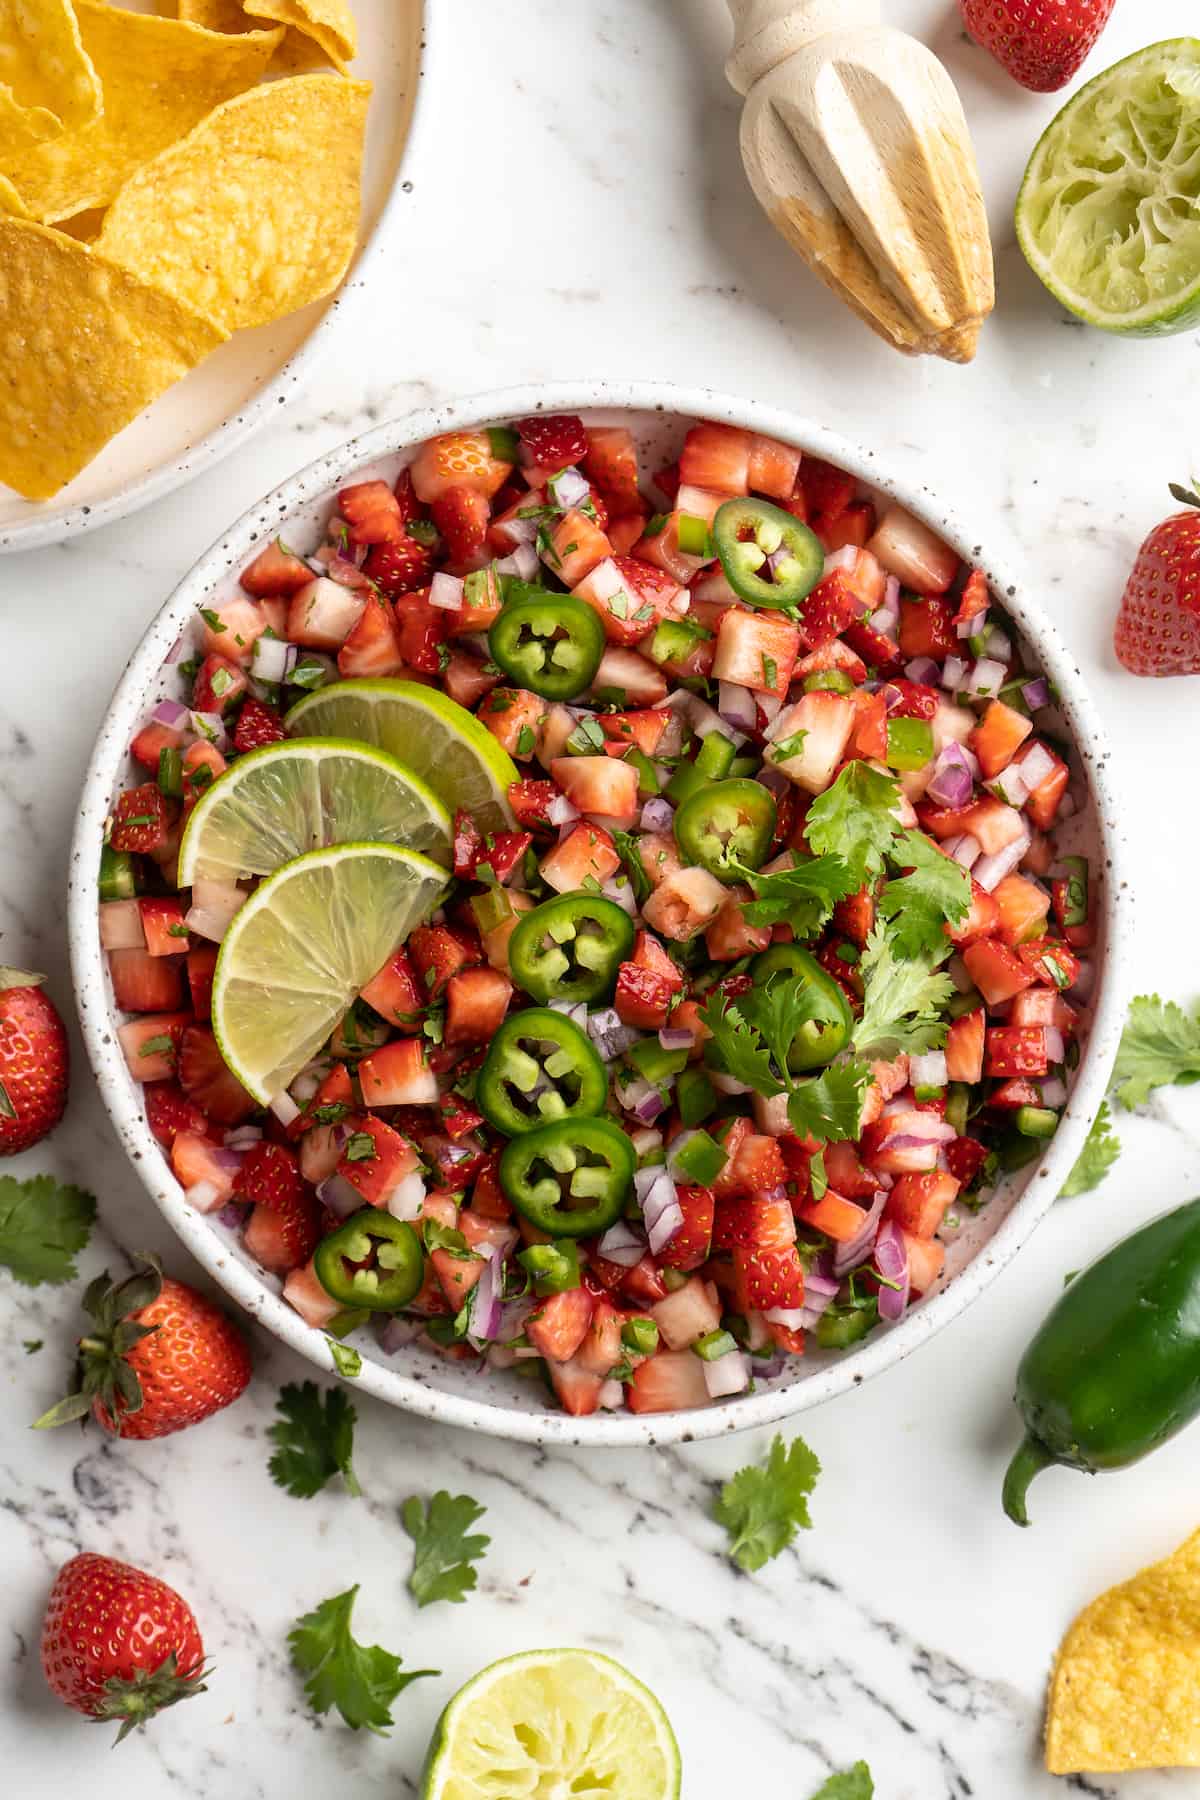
left=0, top=0, right=427, bottom=553
left=69, top=382, right=1132, bottom=1446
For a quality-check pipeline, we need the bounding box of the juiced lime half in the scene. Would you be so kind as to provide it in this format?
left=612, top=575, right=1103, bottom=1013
left=1016, top=39, right=1200, bottom=336
left=178, top=738, right=452, bottom=885
left=422, top=1649, right=681, bottom=1800
left=286, top=680, right=518, bottom=834
left=212, top=842, right=446, bottom=1104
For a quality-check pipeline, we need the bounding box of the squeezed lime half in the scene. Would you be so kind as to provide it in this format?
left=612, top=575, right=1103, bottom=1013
left=1016, top=39, right=1200, bottom=336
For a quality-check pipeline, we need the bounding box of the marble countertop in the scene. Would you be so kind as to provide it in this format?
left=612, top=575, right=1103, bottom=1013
left=4, top=0, right=1200, bottom=1792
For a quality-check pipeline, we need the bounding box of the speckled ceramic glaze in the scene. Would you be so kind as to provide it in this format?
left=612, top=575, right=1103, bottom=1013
left=68, top=382, right=1132, bottom=1446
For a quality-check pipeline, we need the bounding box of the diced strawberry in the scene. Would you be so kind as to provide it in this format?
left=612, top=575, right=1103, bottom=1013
left=431, top=487, right=491, bottom=570
left=440, top=1092, right=486, bottom=1142
left=118, top=1012, right=191, bottom=1084
left=992, top=874, right=1051, bottom=947
left=715, top=1132, right=782, bottom=1198
left=480, top=687, right=548, bottom=759
left=1015, top=740, right=1070, bottom=831
left=337, top=598, right=406, bottom=678
left=732, top=1244, right=806, bottom=1310
left=443, top=649, right=500, bottom=710
left=445, top=967, right=513, bottom=1045
left=539, top=824, right=621, bottom=894
left=130, top=720, right=184, bottom=773
left=627, top=1348, right=711, bottom=1413
left=794, top=637, right=868, bottom=685
left=712, top=608, right=800, bottom=696
left=882, top=678, right=940, bottom=720
left=962, top=938, right=1037, bottom=1006
left=899, top=596, right=957, bottom=662
left=678, top=422, right=751, bottom=494
left=360, top=946, right=423, bottom=1030
left=409, top=923, right=479, bottom=998
left=410, top=431, right=514, bottom=503
left=947, top=879, right=1001, bottom=948
left=641, top=865, right=727, bottom=942
left=359, top=1038, right=439, bottom=1106
left=842, top=616, right=903, bottom=675
left=747, top=433, right=802, bottom=500
left=794, top=1190, right=871, bottom=1242
left=198, top=596, right=268, bottom=666
left=430, top=1243, right=486, bottom=1310
left=796, top=570, right=865, bottom=650
left=591, top=646, right=669, bottom=706
left=469, top=1157, right=511, bottom=1221
left=900, top=1232, right=944, bottom=1294
left=958, top=797, right=1027, bottom=857
left=110, top=783, right=174, bottom=855
left=236, top=1141, right=302, bottom=1209
left=241, top=538, right=313, bottom=598
left=611, top=962, right=671, bottom=1029
left=167, top=1129, right=238, bottom=1211
left=970, top=700, right=1033, bottom=780
left=507, top=779, right=558, bottom=830
left=186, top=944, right=217, bottom=1021
left=712, top=1194, right=795, bottom=1251
left=393, top=593, right=447, bottom=673
left=243, top=1189, right=322, bottom=1275
left=516, top=413, right=589, bottom=470
left=565, top=1299, right=623, bottom=1381
left=819, top=501, right=876, bottom=554
left=452, top=812, right=531, bottom=885
left=822, top=1140, right=878, bottom=1200
left=232, top=696, right=287, bottom=751
left=545, top=1355, right=605, bottom=1416
left=705, top=889, right=772, bottom=961
left=137, top=897, right=188, bottom=958
left=801, top=457, right=856, bottom=527
left=945, top=1007, right=985, bottom=1083
left=945, top=1134, right=989, bottom=1187
left=109, top=946, right=185, bottom=1013
left=632, top=512, right=711, bottom=586
left=338, top=479, right=404, bottom=546
left=287, top=576, right=366, bottom=650
left=867, top=507, right=958, bottom=595
left=192, top=654, right=248, bottom=717
left=599, top=710, right=670, bottom=757
left=651, top=1274, right=722, bottom=1349
left=550, top=755, right=639, bottom=824
left=178, top=1024, right=256, bottom=1124
left=658, top=1185, right=715, bottom=1271
left=182, top=741, right=226, bottom=810
left=955, top=568, right=990, bottom=629
left=363, top=531, right=436, bottom=597
left=886, top=1169, right=959, bottom=1239
left=768, top=691, right=856, bottom=793
left=282, top=1260, right=342, bottom=1329
left=526, top=1286, right=595, bottom=1362
left=1016, top=939, right=1081, bottom=992
left=338, top=1114, right=421, bottom=1206
left=583, top=427, right=642, bottom=513
left=846, top=688, right=889, bottom=761
left=985, top=1026, right=1049, bottom=1078
left=543, top=508, right=613, bottom=587
left=989, top=1077, right=1044, bottom=1111
left=144, top=1081, right=209, bottom=1148
left=832, top=885, right=875, bottom=947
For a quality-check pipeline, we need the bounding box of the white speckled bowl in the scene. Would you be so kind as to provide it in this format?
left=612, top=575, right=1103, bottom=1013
left=68, top=382, right=1132, bottom=1446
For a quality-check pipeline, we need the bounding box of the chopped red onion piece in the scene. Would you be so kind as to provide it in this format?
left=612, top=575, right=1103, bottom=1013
left=869, top=604, right=900, bottom=636
left=588, top=1007, right=641, bottom=1060
left=317, top=1173, right=367, bottom=1219
left=666, top=687, right=747, bottom=747
left=1072, top=960, right=1095, bottom=1003
left=942, top=654, right=967, bottom=690
left=702, top=1348, right=750, bottom=1398
left=597, top=1221, right=647, bottom=1267
left=833, top=1190, right=887, bottom=1275
left=717, top=680, right=758, bottom=735
left=376, top=1314, right=423, bottom=1354
left=184, top=1179, right=223, bottom=1213
left=269, top=1090, right=301, bottom=1127
left=151, top=698, right=190, bottom=730
left=164, top=634, right=186, bottom=665
left=909, top=1051, right=947, bottom=1089
left=973, top=831, right=1031, bottom=891
left=548, top=999, right=589, bottom=1027
left=494, top=543, right=539, bottom=582
left=884, top=574, right=901, bottom=610
left=468, top=1251, right=504, bottom=1342
left=385, top=1169, right=427, bottom=1221
left=1044, top=1026, right=1066, bottom=1065
left=985, top=626, right=1012, bottom=662
left=905, top=657, right=940, bottom=685
left=763, top=1305, right=807, bottom=1330
left=430, top=571, right=466, bottom=610
left=630, top=1127, right=663, bottom=1160
left=758, top=761, right=790, bottom=798
left=546, top=793, right=581, bottom=828
left=325, top=552, right=370, bottom=589
left=633, top=1085, right=668, bottom=1126
left=634, top=1163, right=664, bottom=1202
left=600, top=875, right=638, bottom=917
left=640, top=795, right=675, bottom=833
left=251, top=634, right=294, bottom=684
left=645, top=1189, right=683, bottom=1258
left=956, top=608, right=987, bottom=640
left=1019, top=740, right=1057, bottom=791
left=548, top=466, right=591, bottom=512
left=991, top=765, right=1029, bottom=808
left=710, top=1071, right=753, bottom=1096
left=803, top=1274, right=841, bottom=1302
left=875, top=1221, right=911, bottom=1323
left=966, top=657, right=1007, bottom=698
left=1021, top=678, right=1051, bottom=712
left=598, top=1378, right=626, bottom=1410
left=189, top=709, right=228, bottom=750
left=927, top=742, right=975, bottom=809
left=946, top=834, right=982, bottom=870
left=217, top=1199, right=249, bottom=1228
left=223, top=1125, right=263, bottom=1150
left=1040, top=1075, right=1068, bottom=1108
left=659, top=1025, right=696, bottom=1051
left=823, top=545, right=859, bottom=577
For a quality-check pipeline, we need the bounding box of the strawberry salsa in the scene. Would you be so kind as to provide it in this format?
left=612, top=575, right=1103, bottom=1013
left=100, top=413, right=1095, bottom=1417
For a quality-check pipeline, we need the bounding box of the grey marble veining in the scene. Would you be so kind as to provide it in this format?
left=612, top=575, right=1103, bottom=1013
left=4, top=0, right=1200, bottom=1792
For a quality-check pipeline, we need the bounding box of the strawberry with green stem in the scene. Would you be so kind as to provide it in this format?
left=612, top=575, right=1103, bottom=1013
left=1114, top=484, right=1200, bottom=677
left=0, top=966, right=68, bottom=1155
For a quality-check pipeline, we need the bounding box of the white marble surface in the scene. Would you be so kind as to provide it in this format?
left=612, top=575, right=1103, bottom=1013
left=3, top=0, right=1200, bottom=1792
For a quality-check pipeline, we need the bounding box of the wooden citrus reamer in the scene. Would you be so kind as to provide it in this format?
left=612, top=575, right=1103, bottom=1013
left=725, top=0, right=995, bottom=362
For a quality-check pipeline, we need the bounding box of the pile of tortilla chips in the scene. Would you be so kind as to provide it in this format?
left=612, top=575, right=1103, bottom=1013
left=0, top=0, right=371, bottom=502
left=1046, top=1524, right=1200, bottom=1775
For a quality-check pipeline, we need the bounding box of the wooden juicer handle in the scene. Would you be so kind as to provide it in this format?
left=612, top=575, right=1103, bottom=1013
left=725, top=0, right=995, bottom=362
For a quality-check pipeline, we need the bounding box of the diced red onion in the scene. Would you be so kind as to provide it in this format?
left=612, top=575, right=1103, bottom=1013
left=495, top=543, right=539, bottom=582
left=188, top=709, right=228, bottom=750
left=598, top=1378, right=626, bottom=1410
left=385, top=1169, right=427, bottom=1222
left=376, top=1314, right=423, bottom=1354
left=468, top=1251, right=504, bottom=1342
left=1072, top=960, right=1095, bottom=1003
left=164, top=634, right=186, bottom=665
left=797, top=1302, right=830, bottom=1330
left=1021, top=678, right=1051, bottom=712
left=269, top=1090, right=301, bottom=1127
left=600, top=875, right=638, bottom=917
left=430, top=572, right=465, bottom=610
left=833, top=1190, right=887, bottom=1275
left=985, top=626, right=1012, bottom=662
left=493, top=509, right=539, bottom=548
left=251, top=635, right=294, bottom=684
left=184, top=901, right=242, bottom=944
left=991, top=764, right=1028, bottom=809
left=703, top=1348, right=751, bottom=1398
left=643, top=1172, right=683, bottom=1256
left=548, top=999, right=589, bottom=1027
left=634, top=1163, right=665, bottom=1202
left=823, top=545, right=858, bottom=577
left=718, top=681, right=758, bottom=735
left=1019, top=740, right=1057, bottom=791
left=217, top=1199, right=249, bottom=1228
left=640, top=796, right=675, bottom=833
left=1044, top=1026, right=1066, bottom=1065
left=764, top=1305, right=807, bottom=1329
left=630, top=1127, right=663, bottom=1159
left=946, top=834, right=982, bottom=870
left=875, top=1221, right=911, bottom=1323
left=99, top=899, right=146, bottom=951
left=597, top=1221, right=647, bottom=1267
left=927, top=742, right=975, bottom=809
left=973, top=831, right=1031, bottom=891
left=325, top=551, right=370, bottom=589
left=947, top=953, right=973, bottom=992
left=151, top=698, right=190, bottom=730
left=659, top=1025, right=696, bottom=1051
left=957, top=608, right=987, bottom=640
left=909, top=1051, right=947, bottom=1089
left=1040, top=1076, right=1068, bottom=1108
left=289, top=1060, right=331, bottom=1105
left=634, top=1086, right=669, bottom=1126
left=588, top=1008, right=641, bottom=1060
left=223, top=1125, right=263, bottom=1151
left=666, top=687, right=747, bottom=748
left=883, top=574, right=901, bottom=610
left=184, top=1179, right=222, bottom=1213
left=758, top=761, right=790, bottom=799
left=317, top=1173, right=366, bottom=1219
left=966, top=657, right=1007, bottom=698
left=869, top=604, right=899, bottom=636
left=546, top=793, right=580, bottom=827
left=548, top=466, right=591, bottom=512
left=942, top=655, right=967, bottom=690
left=710, top=1071, right=753, bottom=1096
left=905, top=657, right=940, bottom=685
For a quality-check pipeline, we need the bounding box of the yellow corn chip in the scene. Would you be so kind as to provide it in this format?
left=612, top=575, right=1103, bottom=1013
left=97, top=74, right=370, bottom=332
left=1, top=1, right=282, bottom=223
left=1046, top=1525, right=1200, bottom=1774
left=176, top=0, right=247, bottom=27
left=0, top=171, right=30, bottom=214
left=244, top=0, right=354, bottom=70
left=176, top=0, right=332, bottom=72
left=0, top=216, right=225, bottom=501
left=0, top=0, right=101, bottom=153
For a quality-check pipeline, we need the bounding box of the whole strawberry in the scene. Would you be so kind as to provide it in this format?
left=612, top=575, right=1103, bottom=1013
left=0, top=966, right=68, bottom=1154
left=41, top=1552, right=206, bottom=1741
left=35, top=1254, right=251, bottom=1439
left=1114, top=484, right=1200, bottom=677
left=959, top=0, right=1114, bottom=92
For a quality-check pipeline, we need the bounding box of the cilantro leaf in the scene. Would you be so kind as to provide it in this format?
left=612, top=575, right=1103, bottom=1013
left=401, top=1491, right=490, bottom=1607
left=1060, top=1100, right=1121, bottom=1197
left=326, top=1337, right=362, bottom=1379
left=1112, top=994, right=1200, bottom=1108
left=288, top=1587, right=437, bottom=1733
left=423, top=1218, right=473, bottom=1258
left=696, top=991, right=783, bottom=1098
left=787, top=1063, right=872, bottom=1143
left=851, top=926, right=953, bottom=1059
left=805, top=762, right=902, bottom=888
left=611, top=828, right=652, bottom=905
left=268, top=1382, right=361, bottom=1499
left=0, top=1176, right=96, bottom=1287
left=739, top=852, right=856, bottom=939
left=714, top=1433, right=821, bottom=1572
left=739, top=972, right=831, bottom=1077
left=877, top=829, right=970, bottom=960
left=809, top=1764, right=874, bottom=1800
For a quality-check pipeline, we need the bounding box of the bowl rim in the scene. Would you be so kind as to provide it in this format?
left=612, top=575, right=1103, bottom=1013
left=68, top=379, right=1133, bottom=1447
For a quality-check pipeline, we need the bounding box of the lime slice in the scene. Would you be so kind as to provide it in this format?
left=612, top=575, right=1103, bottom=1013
left=212, top=842, right=446, bottom=1103
left=1016, top=40, right=1200, bottom=336
left=178, top=738, right=452, bottom=886
left=422, top=1649, right=681, bottom=1800
left=285, top=679, right=518, bottom=834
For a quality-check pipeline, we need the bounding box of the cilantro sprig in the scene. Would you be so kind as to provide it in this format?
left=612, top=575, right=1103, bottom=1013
left=1112, top=994, right=1200, bottom=1108
left=808, top=1764, right=874, bottom=1800
left=698, top=977, right=870, bottom=1143
left=805, top=761, right=902, bottom=888
left=288, top=1587, right=437, bottom=1733
left=268, top=1382, right=360, bottom=1499
left=877, top=829, right=970, bottom=960
left=714, top=1433, right=821, bottom=1572
left=850, top=926, right=954, bottom=1059
left=737, top=851, right=856, bottom=939
left=0, top=1175, right=96, bottom=1286
left=402, top=1491, right=490, bottom=1607
left=1060, top=1100, right=1120, bottom=1198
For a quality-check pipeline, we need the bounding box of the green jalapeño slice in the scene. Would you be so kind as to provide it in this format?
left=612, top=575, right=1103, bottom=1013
left=674, top=778, right=776, bottom=883
left=712, top=497, right=824, bottom=609
left=488, top=579, right=606, bottom=701
left=508, top=893, right=635, bottom=1005
left=499, top=1116, right=635, bottom=1237
left=313, top=1210, right=423, bottom=1312
left=749, top=944, right=854, bottom=1071
left=477, top=1008, right=607, bottom=1135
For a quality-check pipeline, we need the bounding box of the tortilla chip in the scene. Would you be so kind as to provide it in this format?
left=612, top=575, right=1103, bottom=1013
left=176, top=0, right=332, bottom=71
left=97, top=74, right=370, bottom=332
left=0, top=0, right=101, bottom=153
left=244, top=0, right=355, bottom=69
left=1046, top=1525, right=1200, bottom=1774
left=0, top=1, right=283, bottom=223
left=0, top=171, right=30, bottom=215
left=176, top=0, right=247, bottom=27
left=0, top=216, right=225, bottom=500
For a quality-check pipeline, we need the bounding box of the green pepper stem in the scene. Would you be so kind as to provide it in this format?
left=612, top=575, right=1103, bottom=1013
left=1002, top=1434, right=1056, bottom=1527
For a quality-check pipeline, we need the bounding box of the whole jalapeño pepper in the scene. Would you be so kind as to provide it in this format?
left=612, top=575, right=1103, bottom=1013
left=1003, top=1197, right=1200, bottom=1525
left=508, top=893, right=635, bottom=1005
left=313, top=1209, right=424, bottom=1312
left=499, top=1115, right=635, bottom=1237
left=477, top=1008, right=607, bottom=1135
left=712, top=497, right=824, bottom=609
left=488, top=579, right=606, bottom=701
